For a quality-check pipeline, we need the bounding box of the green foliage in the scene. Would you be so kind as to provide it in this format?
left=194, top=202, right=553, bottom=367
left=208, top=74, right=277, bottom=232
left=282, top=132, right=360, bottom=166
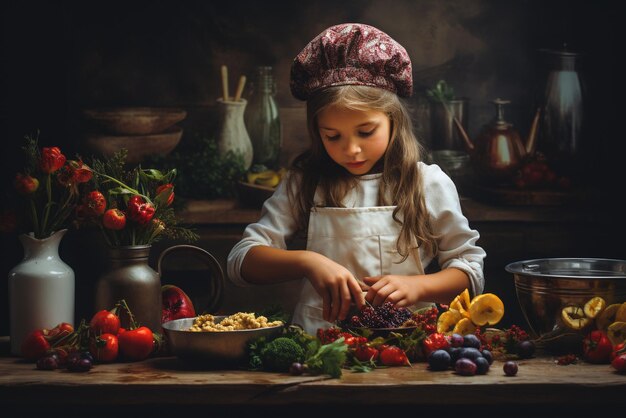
left=305, top=337, right=348, bottom=378
left=145, top=132, right=246, bottom=199
left=426, top=80, right=455, bottom=104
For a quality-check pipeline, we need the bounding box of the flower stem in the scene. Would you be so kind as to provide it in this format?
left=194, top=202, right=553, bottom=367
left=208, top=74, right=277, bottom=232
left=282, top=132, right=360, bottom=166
left=91, top=170, right=151, bottom=203
left=41, top=174, right=52, bottom=237
left=29, top=198, right=40, bottom=236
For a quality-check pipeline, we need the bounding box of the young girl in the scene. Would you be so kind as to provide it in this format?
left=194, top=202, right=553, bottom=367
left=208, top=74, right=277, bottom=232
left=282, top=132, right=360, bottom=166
left=227, top=23, right=486, bottom=334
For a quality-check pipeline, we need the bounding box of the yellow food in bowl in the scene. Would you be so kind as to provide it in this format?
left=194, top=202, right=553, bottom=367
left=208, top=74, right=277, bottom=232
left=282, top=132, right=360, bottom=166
left=188, top=312, right=283, bottom=332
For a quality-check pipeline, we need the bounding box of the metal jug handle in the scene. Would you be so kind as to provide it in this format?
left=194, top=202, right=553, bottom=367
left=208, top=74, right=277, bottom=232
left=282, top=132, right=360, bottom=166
left=157, top=244, right=225, bottom=314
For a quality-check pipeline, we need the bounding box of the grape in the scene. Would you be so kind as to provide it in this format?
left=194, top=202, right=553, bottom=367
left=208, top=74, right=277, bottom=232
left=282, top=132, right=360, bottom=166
left=481, top=349, right=494, bottom=365
left=345, top=302, right=412, bottom=328
left=36, top=355, right=59, bottom=371
left=503, top=361, right=518, bottom=376
left=474, top=356, right=490, bottom=375
left=67, top=357, right=92, bottom=372
left=516, top=340, right=535, bottom=359
left=455, top=358, right=477, bottom=376
left=449, top=333, right=464, bottom=348
left=428, top=350, right=451, bottom=371
left=289, top=362, right=304, bottom=376
left=458, top=347, right=482, bottom=362
left=462, top=334, right=481, bottom=349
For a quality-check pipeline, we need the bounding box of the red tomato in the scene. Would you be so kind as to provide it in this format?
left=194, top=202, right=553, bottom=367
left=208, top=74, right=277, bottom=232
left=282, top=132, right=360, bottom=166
left=353, top=344, right=379, bottom=362
left=612, top=353, right=626, bottom=373
left=422, top=332, right=450, bottom=358
left=582, top=330, right=613, bottom=364
left=90, top=310, right=121, bottom=335
left=20, top=329, right=51, bottom=361
left=379, top=345, right=410, bottom=366
left=611, top=342, right=626, bottom=361
left=118, top=326, right=154, bottom=361
left=46, top=322, right=74, bottom=343
left=89, top=333, right=119, bottom=363
left=102, top=208, right=126, bottom=230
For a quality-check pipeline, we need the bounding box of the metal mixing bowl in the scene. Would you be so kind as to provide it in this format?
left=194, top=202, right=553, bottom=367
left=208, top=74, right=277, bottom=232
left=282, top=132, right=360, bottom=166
left=162, top=316, right=284, bottom=366
left=506, top=258, right=626, bottom=352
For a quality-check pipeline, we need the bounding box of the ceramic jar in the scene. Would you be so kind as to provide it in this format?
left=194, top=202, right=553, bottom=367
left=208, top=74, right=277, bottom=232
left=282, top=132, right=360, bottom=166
left=216, top=98, right=253, bottom=170
left=8, top=229, right=75, bottom=356
left=94, top=245, right=161, bottom=332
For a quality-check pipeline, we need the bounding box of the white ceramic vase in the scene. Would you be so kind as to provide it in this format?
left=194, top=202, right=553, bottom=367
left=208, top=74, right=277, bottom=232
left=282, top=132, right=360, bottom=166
left=216, top=98, right=253, bottom=170
left=8, top=229, right=75, bottom=356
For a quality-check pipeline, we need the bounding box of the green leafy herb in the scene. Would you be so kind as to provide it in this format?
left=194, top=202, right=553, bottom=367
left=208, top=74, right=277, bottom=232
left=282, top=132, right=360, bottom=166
left=305, top=337, right=348, bottom=378
left=426, top=80, right=455, bottom=104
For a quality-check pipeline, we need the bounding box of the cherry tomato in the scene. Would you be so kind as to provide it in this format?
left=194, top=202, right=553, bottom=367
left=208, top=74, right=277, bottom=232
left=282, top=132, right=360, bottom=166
left=611, top=342, right=626, bottom=361
left=422, top=332, right=450, bottom=358
left=118, top=326, right=154, bottom=361
left=90, top=309, right=121, bottom=335
left=85, top=190, right=106, bottom=216
left=89, top=333, right=119, bottom=363
left=20, top=329, right=51, bottom=361
left=582, top=330, right=613, bottom=364
left=612, top=353, right=626, bottom=373
left=102, top=208, right=126, bottom=230
left=46, top=322, right=74, bottom=344
left=353, top=344, right=379, bottom=362
left=379, top=345, right=410, bottom=366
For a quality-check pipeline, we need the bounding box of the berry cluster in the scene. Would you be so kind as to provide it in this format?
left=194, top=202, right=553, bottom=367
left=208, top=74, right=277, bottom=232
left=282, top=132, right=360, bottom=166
left=410, top=306, right=439, bottom=334
left=348, top=302, right=412, bottom=328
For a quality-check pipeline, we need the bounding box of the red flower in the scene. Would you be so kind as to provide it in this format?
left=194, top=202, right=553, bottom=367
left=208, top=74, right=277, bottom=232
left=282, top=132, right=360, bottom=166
left=102, top=209, right=126, bottom=230
left=14, top=173, right=39, bottom=194
left=155, top=183, right=174, bottom=207
left=69, top=160, right=93, bottom=183
left=40, top=147, right=66, bottom=174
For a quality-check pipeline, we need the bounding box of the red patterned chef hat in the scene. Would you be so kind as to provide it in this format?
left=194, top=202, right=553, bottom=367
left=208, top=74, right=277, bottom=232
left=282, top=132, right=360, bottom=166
left=290, top=23, right=413, bottom=101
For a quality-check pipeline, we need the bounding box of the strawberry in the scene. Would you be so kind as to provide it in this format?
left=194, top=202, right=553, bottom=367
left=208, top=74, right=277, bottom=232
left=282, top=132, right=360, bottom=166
left=379, top=345, right=411, bottom=367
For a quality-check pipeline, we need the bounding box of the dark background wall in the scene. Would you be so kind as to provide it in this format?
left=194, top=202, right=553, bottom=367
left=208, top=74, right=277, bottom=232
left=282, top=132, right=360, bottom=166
left=1, top=0, right=621, bottom=335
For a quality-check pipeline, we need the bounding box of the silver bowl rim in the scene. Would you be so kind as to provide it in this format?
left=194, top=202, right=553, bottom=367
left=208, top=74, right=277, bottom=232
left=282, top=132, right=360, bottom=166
left=505, top=257, right=626, bottom=280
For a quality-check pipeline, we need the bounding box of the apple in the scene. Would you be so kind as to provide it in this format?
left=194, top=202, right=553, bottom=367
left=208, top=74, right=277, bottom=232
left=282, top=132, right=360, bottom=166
left=161, top=285, right=196, bottom=323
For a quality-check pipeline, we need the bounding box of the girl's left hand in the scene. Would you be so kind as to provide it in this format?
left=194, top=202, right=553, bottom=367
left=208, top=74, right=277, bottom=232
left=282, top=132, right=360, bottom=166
left=362, top=275, right=421, bottom=307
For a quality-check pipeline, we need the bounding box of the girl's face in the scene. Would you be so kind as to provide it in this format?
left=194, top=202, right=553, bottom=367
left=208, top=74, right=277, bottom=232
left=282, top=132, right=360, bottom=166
left=317, top=105, right=391, bottom=175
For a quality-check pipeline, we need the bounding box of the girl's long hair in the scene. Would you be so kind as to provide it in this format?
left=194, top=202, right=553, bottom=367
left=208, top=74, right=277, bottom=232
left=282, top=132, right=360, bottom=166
left=288, top=85, right=438, bottom=260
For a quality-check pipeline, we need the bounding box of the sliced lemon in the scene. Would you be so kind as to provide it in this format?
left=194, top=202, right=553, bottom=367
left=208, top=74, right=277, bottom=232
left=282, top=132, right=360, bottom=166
left=437, top=309, right=463, bottom=334
left=450, top=288, right=471, bottom=319
left=561, top=305, right=591, bottom=330
left=596, top=303, right=621, bottom=331
left=452, top=317, right=477, bottom=336
left=583, top=296, right=606, bottom=319
left=616, top=302, right=626, bottom=322
left=607, top=321, right=626, bottom=346
left=468, top=293, right=504, bottom=326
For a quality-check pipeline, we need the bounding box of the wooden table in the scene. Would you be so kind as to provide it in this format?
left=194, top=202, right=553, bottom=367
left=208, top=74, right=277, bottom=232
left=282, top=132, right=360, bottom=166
left=1, top=348, right=624, bottom=417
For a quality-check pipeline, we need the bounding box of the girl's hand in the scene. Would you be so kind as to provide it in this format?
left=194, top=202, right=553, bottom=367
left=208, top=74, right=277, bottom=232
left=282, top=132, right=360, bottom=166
left=362, top=275, right=422, bottom=307
left=301, top=251, right=365, bottom=323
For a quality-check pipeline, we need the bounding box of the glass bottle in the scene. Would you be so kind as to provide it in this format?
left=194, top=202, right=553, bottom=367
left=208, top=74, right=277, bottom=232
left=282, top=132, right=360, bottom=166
left=244, top=66, right=282, bottom=168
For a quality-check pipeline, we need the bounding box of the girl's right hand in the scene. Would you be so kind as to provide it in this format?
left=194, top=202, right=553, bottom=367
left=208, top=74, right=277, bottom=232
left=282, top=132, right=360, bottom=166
left=301, top=251, right=365, bottom=323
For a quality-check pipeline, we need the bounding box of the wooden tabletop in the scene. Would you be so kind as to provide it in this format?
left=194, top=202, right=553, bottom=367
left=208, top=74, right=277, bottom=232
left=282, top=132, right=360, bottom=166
left=1, top=353, right=624, bottom=408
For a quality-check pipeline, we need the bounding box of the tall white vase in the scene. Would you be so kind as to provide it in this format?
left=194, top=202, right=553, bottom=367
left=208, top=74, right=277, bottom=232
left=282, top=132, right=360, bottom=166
left=8, top=229, right=75, bottom=356
left=216, top=98, right=253, bottom=170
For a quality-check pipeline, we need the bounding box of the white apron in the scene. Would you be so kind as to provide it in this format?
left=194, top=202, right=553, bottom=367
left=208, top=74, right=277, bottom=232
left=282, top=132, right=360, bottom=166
left=291, top=206, right=431, bottom=335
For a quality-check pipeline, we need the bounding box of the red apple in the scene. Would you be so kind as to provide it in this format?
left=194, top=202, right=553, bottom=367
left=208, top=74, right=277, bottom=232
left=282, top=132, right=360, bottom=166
left=161, top=285, right=196, bottom=323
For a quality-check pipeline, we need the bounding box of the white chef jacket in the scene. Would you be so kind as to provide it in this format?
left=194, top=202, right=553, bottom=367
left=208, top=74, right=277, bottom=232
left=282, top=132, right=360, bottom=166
left=227, top=162, right=485, bottom=298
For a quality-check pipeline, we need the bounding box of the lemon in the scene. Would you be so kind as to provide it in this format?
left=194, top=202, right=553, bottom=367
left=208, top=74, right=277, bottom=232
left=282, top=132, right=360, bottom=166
left=450, top=288, right=471, bottom=319
left=561, top=305, right=591, bottom=330
left=616, top=302, right=626, bottom=322
left=254, top=171, right=280, bottom=187
left=607, top=321, right=626, bottom=346
left=452, top=317, right=477, bottom=335
left=583, top=296, right=606, bottom=319
left=596, top=303, right=621, bottom=331
left=437, top=309, right=463, bottom=334
left=468, top=293, right=504, bottom=326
